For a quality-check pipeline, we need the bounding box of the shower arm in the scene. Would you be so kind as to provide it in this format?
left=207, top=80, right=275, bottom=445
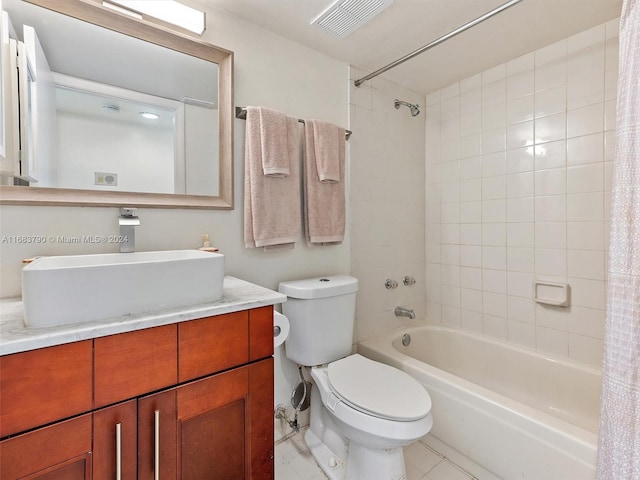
left=354, top=0, right=525, bottom=87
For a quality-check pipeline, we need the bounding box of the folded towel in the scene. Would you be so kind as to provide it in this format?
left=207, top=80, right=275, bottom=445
left=303, top=120, right=346, bottom=245
left=308, top=119, right=342, bottom=183
left=258, top=107, right=291, bottom=177
left=244, top=107, right=301, bottom=248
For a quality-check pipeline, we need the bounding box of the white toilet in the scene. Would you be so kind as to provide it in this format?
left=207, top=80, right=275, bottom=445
left=279, top=275, right=433, bottom=480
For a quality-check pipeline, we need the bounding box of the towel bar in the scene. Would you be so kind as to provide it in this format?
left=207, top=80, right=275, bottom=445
left=235, top=107, right=352, bottom=140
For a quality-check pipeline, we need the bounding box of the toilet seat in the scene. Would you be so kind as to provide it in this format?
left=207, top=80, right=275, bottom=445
left=326, top=354, right=430, bottom=421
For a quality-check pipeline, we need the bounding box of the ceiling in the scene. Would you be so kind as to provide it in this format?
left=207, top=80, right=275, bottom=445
left=198, top=0, right=622, bottom=94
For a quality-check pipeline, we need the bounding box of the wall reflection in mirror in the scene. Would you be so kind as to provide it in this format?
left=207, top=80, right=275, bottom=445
left=1, top=0, right=220, bottom=196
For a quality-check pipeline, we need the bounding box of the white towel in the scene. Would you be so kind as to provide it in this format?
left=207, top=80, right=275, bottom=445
left=303, top=120, right=345, bottom=245
left=244, top=107, right=301, bottom=248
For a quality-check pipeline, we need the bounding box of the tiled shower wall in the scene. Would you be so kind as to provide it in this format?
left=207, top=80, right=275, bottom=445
left=349, top=69, right=426, bottom=343
left=424, top=19, right=619, bottom=366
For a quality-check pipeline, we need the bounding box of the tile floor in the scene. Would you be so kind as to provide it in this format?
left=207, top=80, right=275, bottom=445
left=275, top=428, right=481, bottom=480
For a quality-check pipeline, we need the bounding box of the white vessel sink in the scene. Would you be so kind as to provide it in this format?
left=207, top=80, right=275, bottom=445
left=22, top=250, right=224, bottom=328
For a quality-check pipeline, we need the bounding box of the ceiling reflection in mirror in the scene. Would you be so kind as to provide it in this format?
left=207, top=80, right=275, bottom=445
left=3, top=0, right=221, bottom=197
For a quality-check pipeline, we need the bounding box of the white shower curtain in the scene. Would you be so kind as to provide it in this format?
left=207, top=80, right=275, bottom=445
left=596, top=0, right=640, bottom=478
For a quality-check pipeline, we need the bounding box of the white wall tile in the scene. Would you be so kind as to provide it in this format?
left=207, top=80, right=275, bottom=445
left=507, top=120, right=534, bottom=150
left=567, top=103, right=604, bottom=138
left=507, top=95, right=534, bottom=124
left=507, top=70, right=535, bottom=100
left=482, top=152, right=507, bottom=177
left=535, top=195, right=566, bottom=222
left=567, top=192, right=604, bottom=221
left=567, top=132, right=604, bottom=165
left=507, top=197, right=535, bottom=222
left=507, top=172, right=534, bottom=198
left=483, top=246, right=507, bottom=270
left=507, top=247, right=535, bottom=273
left=535, top=168, right=566, bottom=196
left=483, top=269, right=507, bottom=294
left=535, top=223, right=567, bottom=249
left=567, top=222, right=605, bottom=250
left=568, top=250, right=605, bottom=280
left=422, top=20, right=612, bottom=365
left=567, top=163, right=604, bottom=193
left=461, top=309, right=484, bottom=332
left=535, top=85, right=567, bottom=118
left=535, top=248, right=567, bottom=276
left=483, top=292, right=508, bottom=318
left=508, top=296, right=536, bottom=324
left=535, top=140, right=566, bottom=171
left=507, top=223, right=534, bottom=247
left=535, top=112, right=567, bottom=144
left=461, top=288, right=483, bottom=312
left=506, top=147, right=535, bottom=174
left=461, top=267, right=483, bottom=290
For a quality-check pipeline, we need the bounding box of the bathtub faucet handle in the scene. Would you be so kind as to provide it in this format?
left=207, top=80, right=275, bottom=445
left=395, top=306, right=415, bottom=319
left=403, top=275, right=416, bottom=286
left=385, top=279, right=398, bottom=289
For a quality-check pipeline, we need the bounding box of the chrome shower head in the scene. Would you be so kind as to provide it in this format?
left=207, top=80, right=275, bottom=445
left=394, top=99, right=420, bottom=117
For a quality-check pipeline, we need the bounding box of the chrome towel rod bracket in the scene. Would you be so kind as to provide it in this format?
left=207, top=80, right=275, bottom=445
left=235, top=107, right=352, bottom=140
left=354, top=0, right=525, bottom=87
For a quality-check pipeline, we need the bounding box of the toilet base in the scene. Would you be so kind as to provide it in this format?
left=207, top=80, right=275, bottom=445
left=305, top=428, right=407, bottom=480
left=305, top=385, right=408, bottom=480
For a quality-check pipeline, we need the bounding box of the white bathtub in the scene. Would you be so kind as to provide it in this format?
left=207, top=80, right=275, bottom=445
left=358, top=326, right=601, bottom=480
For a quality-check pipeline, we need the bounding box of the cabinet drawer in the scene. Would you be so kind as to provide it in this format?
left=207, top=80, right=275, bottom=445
left=94, top=324, right=177, bottom=408
left=0, top=340, right=93, bottom=438
left=0, top=413, right=92, bottom=480
left=178, top=311, right=248, bottom=382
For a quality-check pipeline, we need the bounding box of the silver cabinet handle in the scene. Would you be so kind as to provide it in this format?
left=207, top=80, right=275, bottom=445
left=115, top=423, right=122, bottom=480
left=154, top=410, right=160, bottom=480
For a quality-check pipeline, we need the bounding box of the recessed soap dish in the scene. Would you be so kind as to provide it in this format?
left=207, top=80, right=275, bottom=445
left=533, top=281, right=571, bottom=307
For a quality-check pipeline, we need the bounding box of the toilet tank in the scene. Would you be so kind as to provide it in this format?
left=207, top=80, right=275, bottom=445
left=279, top=275, right=358, bottom=366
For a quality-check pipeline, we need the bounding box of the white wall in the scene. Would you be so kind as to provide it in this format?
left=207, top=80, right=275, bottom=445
left=349, top=68, right=426, bottom=343
left=0, top=3, right=349, bottom=427
left=424, top=19, right=619, bottom=367
left=56, top=112, right=175, bottom=193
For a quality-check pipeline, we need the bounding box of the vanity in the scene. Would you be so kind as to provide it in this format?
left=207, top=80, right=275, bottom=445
left=0, top=277, right=285, bottom=480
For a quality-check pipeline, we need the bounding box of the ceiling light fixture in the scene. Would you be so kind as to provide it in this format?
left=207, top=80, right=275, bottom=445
left=103, top=0, right=205, bottom=35
left=139, top=112, right=160, bottom=120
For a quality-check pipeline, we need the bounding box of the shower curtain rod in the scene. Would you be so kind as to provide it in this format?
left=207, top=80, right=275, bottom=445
left=353, top=0, right=525, bottom=87
left=235, top=106, right=352, bottom=139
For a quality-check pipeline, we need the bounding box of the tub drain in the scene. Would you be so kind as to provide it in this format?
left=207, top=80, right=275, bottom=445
left=402, top=334, right=411, bottom=346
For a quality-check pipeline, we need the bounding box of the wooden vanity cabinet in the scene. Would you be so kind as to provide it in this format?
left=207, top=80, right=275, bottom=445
left=0, top=306, right=275, bottom=480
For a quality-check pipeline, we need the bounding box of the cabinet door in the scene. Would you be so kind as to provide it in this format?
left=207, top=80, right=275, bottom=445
left=93, top=400, right=137, bottom=480
left=0, top=414, right=92, bottom=480
left=138, top=388, right=178, bottom=480
left=176, top=359, right=274, bottom=480
left=177, top=366, right=249, bottom=480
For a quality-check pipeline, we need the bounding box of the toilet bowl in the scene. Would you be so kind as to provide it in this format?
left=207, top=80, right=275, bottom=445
left=278, top=275, right=433, bottom=480
left=305, top=354, right=432, bottom=480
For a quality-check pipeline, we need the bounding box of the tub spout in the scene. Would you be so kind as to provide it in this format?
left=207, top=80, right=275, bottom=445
left=395, top=306, right=415, bottom=319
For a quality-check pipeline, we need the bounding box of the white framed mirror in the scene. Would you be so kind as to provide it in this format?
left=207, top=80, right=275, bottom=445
left=0, top=0, right=234, bottom=209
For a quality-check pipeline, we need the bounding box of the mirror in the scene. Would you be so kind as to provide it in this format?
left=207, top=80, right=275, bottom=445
left=0, top=0, right=233, bottom=209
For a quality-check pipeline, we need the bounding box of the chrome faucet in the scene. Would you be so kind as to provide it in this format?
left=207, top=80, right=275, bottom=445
left=118, top=207, right=140, bottom=253
left=395, top=306, right=415, bottom=319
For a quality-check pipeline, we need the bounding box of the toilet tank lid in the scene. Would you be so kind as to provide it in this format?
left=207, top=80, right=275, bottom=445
left=278, top=275, right=358, bottom=299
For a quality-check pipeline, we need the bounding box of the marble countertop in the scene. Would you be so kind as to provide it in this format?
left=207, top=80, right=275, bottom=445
left=0, top=276, right=286, bottom=356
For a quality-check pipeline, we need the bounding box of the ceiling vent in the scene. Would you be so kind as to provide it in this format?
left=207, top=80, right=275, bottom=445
left=311, top=0, right=394, bottom=38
